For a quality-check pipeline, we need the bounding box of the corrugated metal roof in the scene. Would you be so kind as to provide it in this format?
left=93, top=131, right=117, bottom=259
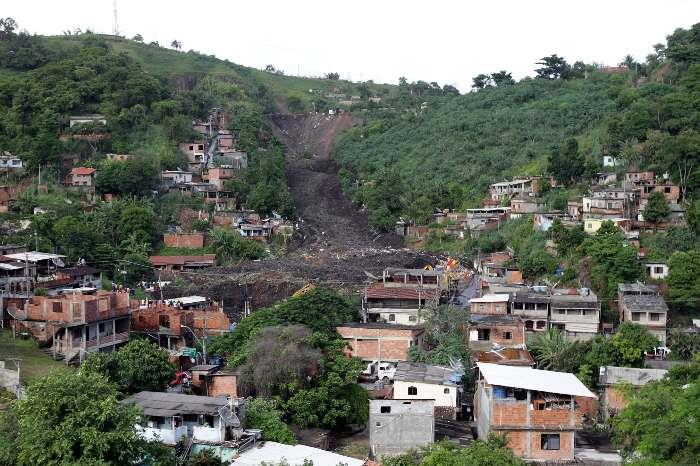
left=122, top=391, right=228, bottom=417
left=477, top=362, right=596, bottom=398
left=232, top=441, right=364, bottom=466
left=394, top=362, right=461, bottom=386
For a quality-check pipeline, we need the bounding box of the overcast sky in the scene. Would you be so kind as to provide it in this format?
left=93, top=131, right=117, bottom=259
left=5, top=1, right=700, bottom=91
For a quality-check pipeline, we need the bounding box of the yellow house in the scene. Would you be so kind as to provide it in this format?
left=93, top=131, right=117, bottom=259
left=584, top=218, right=606, bottom=234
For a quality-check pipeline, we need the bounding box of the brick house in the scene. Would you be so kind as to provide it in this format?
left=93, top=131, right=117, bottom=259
left=150, top=254, right=216, bottom=271
left=131, top=296, right=230, bottom=350
left=474, top=362, right=596, bottom=462
left=203, top=166, right=237, bottom=191
left=68, top=167, right=97, bottom=190
left=489, top=177, right=541, bottom=201
left=618, top=283, right=668, bottom=344
left=469, top=294, right=510, bottom=315
left=393, top=362, right=463, bottom=419
left=8, top=291, right=131, bottom=362
left=362, top=286, right=440, bottom=325
left=598, top=366, right=667, bottom=419
left=163, top=232, right=206, bottom=249
left=336, top=323, right=425, bottom=362
left=189, top=364, right=240, bottom=399
left=465, top=315, right=526, bottom=351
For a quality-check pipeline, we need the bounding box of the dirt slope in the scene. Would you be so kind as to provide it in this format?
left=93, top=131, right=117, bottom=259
left=269, top=112, right=404, bottom=252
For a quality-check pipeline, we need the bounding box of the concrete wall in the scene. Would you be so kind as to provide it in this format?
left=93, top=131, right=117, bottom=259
left=370, top=399, right=434, bottom=459
left=393, top=380, right=457, bottom=419
left=0, top=360, right=21, bottom=398
left=208, top=374, right=238, bottom=398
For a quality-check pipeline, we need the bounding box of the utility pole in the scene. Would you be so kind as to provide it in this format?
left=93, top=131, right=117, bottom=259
left=112, top=0, right=120, bottom=36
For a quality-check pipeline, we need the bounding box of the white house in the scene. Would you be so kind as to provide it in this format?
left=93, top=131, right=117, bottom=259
left=602, top=155, right=621, bottom=167
left=122, top=391, right=233, bottom=445
left=392, top=362, right=463, bottom=419
left=645, top=262, right=669, bottom=280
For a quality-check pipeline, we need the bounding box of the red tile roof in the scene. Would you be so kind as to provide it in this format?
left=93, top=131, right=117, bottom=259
left=366, top=287, right=439, bottom=300
left=71, top=167, right=96, bottom=176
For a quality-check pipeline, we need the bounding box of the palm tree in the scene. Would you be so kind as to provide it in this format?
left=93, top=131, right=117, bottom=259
left=529, top=328, right=570, bottom=370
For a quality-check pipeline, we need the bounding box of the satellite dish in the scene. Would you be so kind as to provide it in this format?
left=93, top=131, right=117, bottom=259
left=218, top=406, right=241, bottom=427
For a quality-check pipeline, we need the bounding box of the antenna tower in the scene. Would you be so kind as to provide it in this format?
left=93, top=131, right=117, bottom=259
left=112, top=0, right=120, bottom=36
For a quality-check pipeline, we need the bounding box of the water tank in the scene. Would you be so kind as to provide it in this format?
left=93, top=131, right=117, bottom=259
left=493, top=386, right=507, bottom=399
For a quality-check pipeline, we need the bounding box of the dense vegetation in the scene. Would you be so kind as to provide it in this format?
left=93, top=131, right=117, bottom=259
left=334, top=23, right=700, bottom=232
left=207, top=288, right=368, bottom=431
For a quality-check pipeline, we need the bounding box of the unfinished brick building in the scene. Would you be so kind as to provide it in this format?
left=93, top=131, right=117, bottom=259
left=474, top=363, right=596, bottom=462
left=131, top=296, right=230, bottom=350
left=465, top=315, right=526, bottom=351
left=163, top=232, right=206, bottom=249
left=336, top=323, right=425, bottom=362
left=9, top=291, right=132, bottom=362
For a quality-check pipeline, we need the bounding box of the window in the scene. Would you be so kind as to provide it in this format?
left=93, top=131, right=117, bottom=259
left=444, top=388, right=450, bottom=394
left=654, top=266, right=664, bottom=274
left=503, top=331, right=513, bottom=340
left=632, top=312, right=642, bottom=321
left=525, top=320, right=534, bottom=330
left=408, top=315, right=417, bottom=322
left=664, top=187, right=671, bottom=194
left=541, top=434, right=560, bottom=450
left=380, top=406, right=391, bottom=413
left=477, top=329, right=491, bottom=341
left=159, top=314, right=170, bottom=327
left=375, top=422, right=381, bottom=427
left=557, top=309, right=566, bottom=315
left=408, top=386, right=417, bottom=396
left=388, top=314, right=395, bottom=322
left=649, top=313, right=660, bottom=322
left=536, top=321, right=546, bottom=329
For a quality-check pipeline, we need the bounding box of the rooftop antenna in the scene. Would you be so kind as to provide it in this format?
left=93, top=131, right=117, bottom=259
left=112, top=0, right=120, bottom=36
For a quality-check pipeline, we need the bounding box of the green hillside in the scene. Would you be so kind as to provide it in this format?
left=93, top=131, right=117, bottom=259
left=333, top=23, right=700, bottom=231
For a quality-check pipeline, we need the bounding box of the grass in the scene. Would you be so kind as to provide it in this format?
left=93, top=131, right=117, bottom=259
left=0, top=329, right=70, bottom=384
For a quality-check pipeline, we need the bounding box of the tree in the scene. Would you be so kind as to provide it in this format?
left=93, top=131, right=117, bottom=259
left=210, top=228, right=266, bottom=264
left=535, top=54, right=570, bottom=79
left=324, top=72, right=339, bottom=80
left=642, top=191, right=670, bottom=227
left=0, top=372, right=174, bottom=465
left=667, top=250, right=700, bottom=308
left=548, top=138, right=584, bottom=183
left=613, top=354, right=700, bottom=464
left=0, top=17, right=17, bottom=40
left=245, top=398, right=297, bottom=444
left=132, top=33, right=143, bottom=42
left=186, top=449, right=223, bottom=466
left=530, top=329, right=570, bottom=369
left=241, top=325, right=322, bottom=396
left=170, top=39, right=181, bottom=50
left=471, top=73, right=492, bottom=89
left=611, top=323, right=660, bottom=367
left=81, top=339, right=176, bottom=393
left=382, top=437, right=525, bottom=466
left=667, top=329, right=700, bottom=361
left=491, top=70, right=515, bottom=87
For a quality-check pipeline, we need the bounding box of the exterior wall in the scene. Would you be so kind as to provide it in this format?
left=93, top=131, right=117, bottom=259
left=192, top=309, right=231, bottom=335
left=393, top=380, right=457, bottom=417
left=475, top=382, right=579, bottom=461
left=470, top=301, right=509, bottom=315
left=646, top=264, right=669, bottom=280
left=369, top=400, right=434, bottom=459
left=337, top=326, right=422, bottom=361
left=208, top=374, right=238, bottom=398
left=369, top=309, right=427, bottom=325
left=504, top=430, right=575, bottom=461
left=467, top=323, right=525, bottom=350
left=164, top=233, right=205, bottom=249
left=620, top=305, right=667, bottom=345
left=71, top=174, right=94, bottom=187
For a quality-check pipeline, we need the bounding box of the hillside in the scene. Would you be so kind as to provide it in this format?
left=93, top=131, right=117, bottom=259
left=333, top=74, right=618, bottom=227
